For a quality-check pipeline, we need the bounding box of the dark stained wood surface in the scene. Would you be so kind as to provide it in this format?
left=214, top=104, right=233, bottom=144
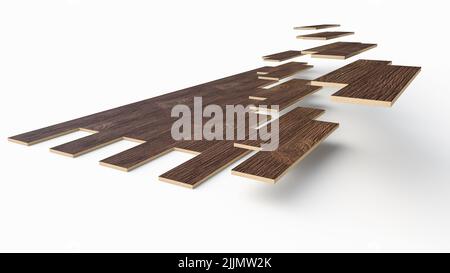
left=302, top=42, right=377, bottom=59
left=262, top=50, right=303, bottom=62
left=297, top=31, right=354, bottom=40
left=8, top=65, right=336, bottom=187
left=232, top=120, right=339, bottom=183
left=257, top=62, right=313, bottom=81
left=311, top=59, right=421, bottom=106
left=294, top=24, right=340, bottom=30
left=249, top=79, right=321, bottom=112
left=234, top=107, right=325, bottom=151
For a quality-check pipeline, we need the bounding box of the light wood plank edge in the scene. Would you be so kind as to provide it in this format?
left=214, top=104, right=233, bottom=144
left=158, top=149, right=252, bottom=189
left=231, top=123, right=339, bottom=184
left=249, top=96, right=267, bottom=101
left=330, top=67, right=421, bottom=107
left=310, top=81, right=348, bottom=88
left=233, top=143, right=262, bottom=151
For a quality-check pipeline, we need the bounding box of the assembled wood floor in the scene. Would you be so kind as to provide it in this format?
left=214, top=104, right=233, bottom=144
left=8, top=23, right=421, bottom=188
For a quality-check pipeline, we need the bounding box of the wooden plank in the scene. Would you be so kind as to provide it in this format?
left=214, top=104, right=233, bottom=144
left=234, top=107, right=325, bottom=151
left=294, top=24, right=340, bottom=30
left=297, top=31, right=354, bottom=40
left=232, top=120, right=339, bottom=183
left=302, top=42, right=377, bottom=60
left=262, top=50, right=303, bottom=62
left=249, top=79, right=321, bottom=112
left=257, top=62, right=313, bottom=81
left=331, top=65, right=421, bottom=107
left=159, top=142, right=250, bottom=188
left=311, top=59, right=392, bottom=87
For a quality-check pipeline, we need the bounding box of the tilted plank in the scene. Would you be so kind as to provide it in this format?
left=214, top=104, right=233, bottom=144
left=297, top=31, right=354, bottom=40
left=257, top=62, right=313, bottom=81
left=159, top=142, right=250, bottom=188
left=232, top=120, right=339, bottom=183
left=294, top=24, right=340, bottom=30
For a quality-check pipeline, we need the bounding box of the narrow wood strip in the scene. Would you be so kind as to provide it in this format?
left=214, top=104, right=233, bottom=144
left=297, top=31, right=354, bottom=40
left=294, top=24, right=340, bottom=30
left=258, top=62, right=313, bottom=81
left=232, top=120, right=339, bottom=183
left=262, top=50, right=303, bottom=62
left=159, top=142, right=250, bottom=188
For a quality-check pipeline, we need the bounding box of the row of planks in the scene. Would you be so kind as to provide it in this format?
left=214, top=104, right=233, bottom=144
left=9, top=61, right=338, bottom=188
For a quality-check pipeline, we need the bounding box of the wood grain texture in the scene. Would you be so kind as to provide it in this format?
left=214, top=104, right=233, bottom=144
left=9, top=65, right=334, bottom=187
left=232, top=120, right=339, bottom=183
left=294, top=24, right=340, bottom=30
left=297, top=31, right=354, bottom=40
left=159, top=142, right=250, bottom=188
left=249, top=79, right=321, bottom=112
left=302, top=42, right=376, bottom=59
left=262, top=50, right=303, bottom=62
left=311, top=59, right=421, bottom=106
left=257, top=62, right=313, bottom=81
left=234, top=107, right=325, bottom=151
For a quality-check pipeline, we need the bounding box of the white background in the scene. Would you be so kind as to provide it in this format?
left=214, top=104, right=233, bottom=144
left=1, top=0, right=449, bottom=252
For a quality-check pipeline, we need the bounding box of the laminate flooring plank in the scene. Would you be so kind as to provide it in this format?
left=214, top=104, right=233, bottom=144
left=311, top=59, right=392, bottom=87
left=312, top=43, right=377, bottom=59
left=258, top=62, right=313, bottom=81
left=294, top=24, right=340, bottom=30
left=232, top=120, right=339, bottom=183
left=331, top=65, right=421, bottom=106
left=297, top=31, right=354, bottom=40
left=262, top=50, right=304, bottom=62
left=249, top=79, right=321, bottom=112
left=234, top=107, right=325, bottom=151
left=159, top=142, right=250, bottom=188
left=99, top=137, right=176, bottom=171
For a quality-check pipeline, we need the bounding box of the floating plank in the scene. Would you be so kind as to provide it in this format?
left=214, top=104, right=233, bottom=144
left=311, top=59, right=392, bottom=87
left=294, top=24, right=340, bottom=30
left=232, top=120, right=339, bottom=183
left=302, top=42, right=376, bottom=60
left=311, top=59, right=421, bottom=106
left=257, top=62, right=313, bottom=81
left=297, top=31, right=354, bottom=40
left=249, top=79, right=321, bottom=112
left=262, top=50, right=304, bottom=62
left=234, top=107, right=324, bottom=151
left=159, top=142, right=250, bottom=188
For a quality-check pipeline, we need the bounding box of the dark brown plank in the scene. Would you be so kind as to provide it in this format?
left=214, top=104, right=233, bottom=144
left=311, top=59, right=392, bottom=87
left=249, top=79, right=321, bottom=112
left=159, top=142, right=250, bottom=188
left=294, top=24, right=340, bottom=30
left=302, top=42, right=376, bottom=60
left=232, top=120, right=339, bottom=183
left=331, top=65, right=421, bottom=106
left=257, top=62, right=313, bottom=81
left=262, top=50, right=303, bottom=62
left=234, top=107, right=325, bottom=151
left=297, top=31, right=354, bottom=40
